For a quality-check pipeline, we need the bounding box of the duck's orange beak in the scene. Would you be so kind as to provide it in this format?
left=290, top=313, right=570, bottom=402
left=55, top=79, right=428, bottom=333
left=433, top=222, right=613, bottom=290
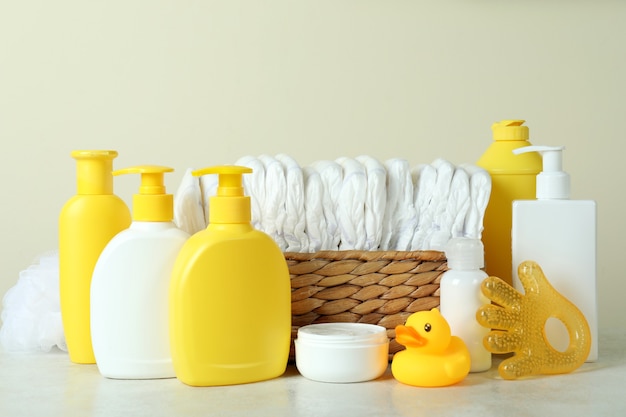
left=395, top=325, right=426, bottom=348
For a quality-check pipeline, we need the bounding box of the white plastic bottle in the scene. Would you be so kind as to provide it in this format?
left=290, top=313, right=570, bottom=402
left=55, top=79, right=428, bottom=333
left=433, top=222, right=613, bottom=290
left=91, top=165, right=190, bottom=379
left=512, top=146, right=597, bottom=362
left=440, top=237, right=491, bottom=372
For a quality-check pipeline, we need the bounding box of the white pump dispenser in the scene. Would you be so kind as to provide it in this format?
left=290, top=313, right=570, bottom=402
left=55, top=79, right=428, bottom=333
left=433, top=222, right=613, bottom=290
left=513, top=145, right=570, bottom=199
left=511, top=146, right=597, bottom=362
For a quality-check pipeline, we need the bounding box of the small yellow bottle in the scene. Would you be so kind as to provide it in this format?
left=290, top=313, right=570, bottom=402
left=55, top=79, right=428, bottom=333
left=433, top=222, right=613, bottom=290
left=169, top=166, right=291, bottom=386
left=59, top=150, right=131, bottom=364
left=476, top=120, right=541, bottom=285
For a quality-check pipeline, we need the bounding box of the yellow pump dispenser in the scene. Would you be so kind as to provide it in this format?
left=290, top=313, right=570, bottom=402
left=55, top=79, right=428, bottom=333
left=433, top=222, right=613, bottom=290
left=113, top=165, right=174, bottom=222
left=59, top=150, right=131, bottom=364
left=169, top=165, right=291, bottom=386
left=476, top=120, right=542, bottom=285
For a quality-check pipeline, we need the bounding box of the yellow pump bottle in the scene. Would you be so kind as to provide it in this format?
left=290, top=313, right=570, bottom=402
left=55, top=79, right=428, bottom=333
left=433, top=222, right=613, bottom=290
left=59, top=150, right=131, bottom=364
left=476, top=120, right=542, bottom=285
left=169, top=166, right=291, bottom=386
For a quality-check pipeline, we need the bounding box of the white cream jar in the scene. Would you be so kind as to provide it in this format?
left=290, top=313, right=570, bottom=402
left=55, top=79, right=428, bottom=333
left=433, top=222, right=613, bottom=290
left=294, top=323, right=389, bottom=383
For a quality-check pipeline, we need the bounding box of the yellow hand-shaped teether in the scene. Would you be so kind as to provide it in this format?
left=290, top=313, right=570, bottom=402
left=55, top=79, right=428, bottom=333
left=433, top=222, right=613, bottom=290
left=476, top=261, right=591, bottom=380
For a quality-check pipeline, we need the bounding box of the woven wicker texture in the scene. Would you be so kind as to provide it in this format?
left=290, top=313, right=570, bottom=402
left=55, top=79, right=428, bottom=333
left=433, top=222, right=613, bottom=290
left=285, top=250, right=447, bottom=361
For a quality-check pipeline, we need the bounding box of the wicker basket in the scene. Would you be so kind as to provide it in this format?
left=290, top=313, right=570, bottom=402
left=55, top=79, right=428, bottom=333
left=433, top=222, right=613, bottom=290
left=284, top=250, right=448, bottom=361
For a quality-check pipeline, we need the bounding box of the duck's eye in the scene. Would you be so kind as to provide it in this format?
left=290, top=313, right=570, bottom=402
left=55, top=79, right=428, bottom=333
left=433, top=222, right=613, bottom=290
left=424, top=323, right=432, bottom=332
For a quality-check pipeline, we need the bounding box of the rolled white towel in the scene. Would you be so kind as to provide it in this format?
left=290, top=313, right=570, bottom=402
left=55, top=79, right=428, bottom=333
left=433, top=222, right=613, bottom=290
left=460, top=164, right=491, bottom=239
left=235, top=155, right=266, bottom=231
left=383, top=158, right=417, bottom=251
left=356, top=155, right=387, bottom=250
left=410, top=163, right=437, bottom=250
left=312, top=160, right=342, bottom=250
left=302, top=166, right=328, bottom=252
left=276, top=154, right=308, bottom=252
left=259, top=154, right=287, bottom=251
left=335, top=157, right=367, bottom=250
left=173, top=168, right=207, bottom=235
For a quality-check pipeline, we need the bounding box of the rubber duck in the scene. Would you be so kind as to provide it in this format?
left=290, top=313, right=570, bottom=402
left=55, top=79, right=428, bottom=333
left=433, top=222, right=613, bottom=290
left=391, top=308, right=471, bottom=387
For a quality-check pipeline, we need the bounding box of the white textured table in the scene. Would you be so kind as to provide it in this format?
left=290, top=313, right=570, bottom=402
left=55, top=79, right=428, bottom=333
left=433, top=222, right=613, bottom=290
left=1, top=330, right=625, bottom=417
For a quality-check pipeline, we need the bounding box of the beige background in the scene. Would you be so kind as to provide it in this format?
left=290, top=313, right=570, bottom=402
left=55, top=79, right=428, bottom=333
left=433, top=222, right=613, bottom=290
left=1, top=1, right=623, bottom=331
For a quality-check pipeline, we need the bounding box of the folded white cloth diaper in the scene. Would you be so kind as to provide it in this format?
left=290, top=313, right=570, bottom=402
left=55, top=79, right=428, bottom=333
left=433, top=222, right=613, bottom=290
left=460, top=163, right=491, bottom=239
left=335, top=157, right=367, bottom=251
left=448, top=167, right=471, bottom=239
left=259, top=154, right=288, bottom=251
left=423, top=158, right=455, bottom=250
left=356, top=155, right=386, bottom=250
left=410, top=163, right=437, bottom=250
left=312, top=160, right=343, bottom=250
left=173, top=168, right=206, bottom=235
left=276, top=154, right=308, bottom=252
left=302, top=166, right=328, bottom=252
left=383, top=158, right=418, bottom=251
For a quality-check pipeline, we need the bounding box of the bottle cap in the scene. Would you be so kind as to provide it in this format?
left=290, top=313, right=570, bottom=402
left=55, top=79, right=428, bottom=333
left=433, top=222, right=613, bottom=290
left=513, top=145, right=570, bottom=199
left=71, top=150, right=118, bottom=195
left=192, top=165, right=252, bottom=224
left=492, top=120, right=529, bottom=141
left=113, top=165, right=174, bottom=221
left=444, top=237, right=484, bottom=270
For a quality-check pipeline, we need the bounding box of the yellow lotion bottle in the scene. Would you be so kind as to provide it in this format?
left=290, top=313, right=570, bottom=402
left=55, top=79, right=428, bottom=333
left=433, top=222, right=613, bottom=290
left=169, top=166, right=291, bottom=386
left=59, top=150, right=131, bottom=364
left=476, top=120, right=541, bottom=285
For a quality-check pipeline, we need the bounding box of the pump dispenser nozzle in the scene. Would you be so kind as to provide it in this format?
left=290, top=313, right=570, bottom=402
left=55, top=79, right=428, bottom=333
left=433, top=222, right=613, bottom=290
left=113, top=165, right=174, bottom=221
left=513, top=146, right=570, bottom=199
left=192, top=165, right=252, bottom=224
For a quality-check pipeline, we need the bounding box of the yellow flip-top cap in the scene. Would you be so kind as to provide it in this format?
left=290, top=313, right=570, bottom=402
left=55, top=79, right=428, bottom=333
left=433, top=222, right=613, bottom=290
left=492, top=120, right=529, bottom=141
left=114, top=165, right=174, bottom=222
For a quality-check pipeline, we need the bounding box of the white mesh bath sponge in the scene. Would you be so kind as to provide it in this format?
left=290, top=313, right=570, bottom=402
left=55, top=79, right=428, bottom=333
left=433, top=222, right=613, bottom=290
left=0, top=251, right=67, bottom=353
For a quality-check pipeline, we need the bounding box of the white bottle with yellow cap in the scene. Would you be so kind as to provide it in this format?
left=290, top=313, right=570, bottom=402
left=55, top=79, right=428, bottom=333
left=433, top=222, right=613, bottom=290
left=91, top=165, right=190, bottom=379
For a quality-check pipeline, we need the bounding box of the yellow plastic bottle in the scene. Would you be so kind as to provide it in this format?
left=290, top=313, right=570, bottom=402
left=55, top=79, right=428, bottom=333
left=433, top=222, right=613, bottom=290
left=476, top=120, right=541, bottom=285
left=59, top=150, right=131, bottom=364
left=169, top=165, right=291, bottom=386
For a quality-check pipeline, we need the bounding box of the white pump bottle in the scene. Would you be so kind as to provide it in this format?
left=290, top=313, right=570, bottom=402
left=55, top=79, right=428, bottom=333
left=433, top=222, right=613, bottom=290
left=91, top=166, right=190, bottom=378
left=511, top=146, right=597, bottom=362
